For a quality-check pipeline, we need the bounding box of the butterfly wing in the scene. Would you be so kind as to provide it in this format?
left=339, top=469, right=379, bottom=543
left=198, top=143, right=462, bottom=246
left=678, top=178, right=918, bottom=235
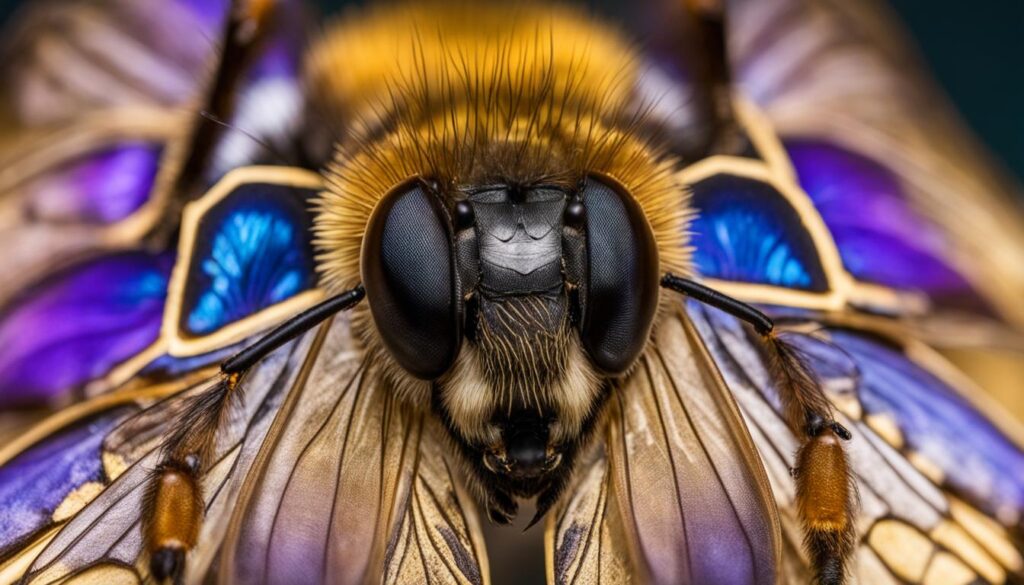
left=594, top=2, right=1024, bottom=583
left=732, top=0, right=1024, bottom=324
left=0, top=111, right=182, bottom=311
left=0, top=385, right=175, bottom=566
left=689, top=303, right=1024, bottom=583
left=0, top=0, right=224, bottom=125
left=0, top=0, right=313, bottom=409
left=790, top=330, right=1024, bottom=532
left=3, top=325, right=313, bottom=584
left=0, top=165, right=360, bottom=582
left=2, top=311, right=488, bottom=584
left=0, top=0, right=224, bottom=304
left=0, top=164, right=326, bottom=411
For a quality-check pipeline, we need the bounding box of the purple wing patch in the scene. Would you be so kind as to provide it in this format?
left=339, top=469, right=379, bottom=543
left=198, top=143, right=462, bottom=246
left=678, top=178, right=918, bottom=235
left=0, top=407, right=131, bottom=556
left=0, top=253, right=173, bottom=407
left=786, top=141, right=973, bottom=295
left=795, top=330, right=1024, bottom=525
left=174, top=0, right=229, bottom=29
left=24, top=142, right=163, bottom=225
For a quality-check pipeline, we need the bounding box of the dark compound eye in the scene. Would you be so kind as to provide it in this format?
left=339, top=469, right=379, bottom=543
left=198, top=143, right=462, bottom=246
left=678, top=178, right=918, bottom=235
left=577, top=177, right=659, bottom=374
left=361, top=180, right=461, bottom=379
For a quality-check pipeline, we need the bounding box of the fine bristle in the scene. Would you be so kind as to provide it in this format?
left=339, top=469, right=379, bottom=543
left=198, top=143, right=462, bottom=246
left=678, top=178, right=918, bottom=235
left=307, top=1, right=692, bottom=293
left=763, top=332, right=834, bottom=435
left=161, top=374, right=241, bottom=465
left=762, top=331, right=858, bottom=584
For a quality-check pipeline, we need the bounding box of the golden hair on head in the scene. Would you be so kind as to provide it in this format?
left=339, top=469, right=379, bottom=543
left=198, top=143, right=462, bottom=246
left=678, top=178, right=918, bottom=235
left=309, top=1, right=691, bottom=292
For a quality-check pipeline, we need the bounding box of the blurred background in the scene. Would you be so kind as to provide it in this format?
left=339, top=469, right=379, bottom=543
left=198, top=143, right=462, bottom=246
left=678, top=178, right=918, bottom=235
left=1, top=0, right=1019, bottom=183
left=884, top=0, right=1023, bottom=188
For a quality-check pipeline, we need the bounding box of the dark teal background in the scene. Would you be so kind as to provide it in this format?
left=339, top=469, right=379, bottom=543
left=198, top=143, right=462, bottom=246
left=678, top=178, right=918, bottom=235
left=886, top=1, right=1023, bottom=186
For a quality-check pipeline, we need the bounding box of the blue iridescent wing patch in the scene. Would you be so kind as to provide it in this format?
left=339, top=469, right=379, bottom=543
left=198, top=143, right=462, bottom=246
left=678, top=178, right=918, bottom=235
left=165, top=168, right=323, bottom=354
left=179, top=184, right=317, bottom=338
left=0, top=253, right=173, bottom=407
left=182, top=190, right=315, bottom=336
left=690, top=174, right=830, bottom=291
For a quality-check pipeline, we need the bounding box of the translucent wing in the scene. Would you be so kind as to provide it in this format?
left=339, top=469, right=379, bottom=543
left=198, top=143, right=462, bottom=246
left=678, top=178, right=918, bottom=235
left=0, top=0, right=225, bottom=125
left=0, top=391, right=160, bottom=558
left=0, top=374, right=203, bottom=579
left=2, top=330, right=306, bottom=584
left=0, top=0, right=218, bottom=307
left=0, top=112, right=181, bottom=312
left=0, top=0, right=310, bottom=409
left=2, top=317, right=488, bottom=584
left=380, top=425, right=488, bottom=585
left=689, top=302, right=1024, bottom=583
left=789, top=330, right=1024, bottom=532
left=1, top=0, right=306, bottom=156
left=546, top=456, right=634, bottom=584
left=549, top=312, right=780, bottom=585
left=220, top=320, right=487, bottom=585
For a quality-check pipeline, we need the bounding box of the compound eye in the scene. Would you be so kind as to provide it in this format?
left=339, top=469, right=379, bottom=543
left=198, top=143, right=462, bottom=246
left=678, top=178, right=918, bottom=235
left=361, top=181, right=461, bottom=379
left=578, top=177, right=659, bottom=374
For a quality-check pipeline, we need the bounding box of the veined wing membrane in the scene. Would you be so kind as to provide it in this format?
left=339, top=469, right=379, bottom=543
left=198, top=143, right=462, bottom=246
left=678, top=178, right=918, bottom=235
left=220, top=318, right=488, bottom=585
left=601, top=313, right=781, bottom=585
left=688, top=303, right=1024, bottom=583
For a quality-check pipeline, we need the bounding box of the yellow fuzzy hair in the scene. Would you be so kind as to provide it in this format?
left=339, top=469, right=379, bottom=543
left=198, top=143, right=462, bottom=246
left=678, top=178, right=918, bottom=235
left=308, top=1, right=692, bottom=291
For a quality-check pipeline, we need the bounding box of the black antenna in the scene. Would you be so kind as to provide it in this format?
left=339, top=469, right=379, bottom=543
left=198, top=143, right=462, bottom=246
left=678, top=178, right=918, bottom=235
left=661, top=273, right=773, bottom=335
left=222, top=285, right=365, bottom=374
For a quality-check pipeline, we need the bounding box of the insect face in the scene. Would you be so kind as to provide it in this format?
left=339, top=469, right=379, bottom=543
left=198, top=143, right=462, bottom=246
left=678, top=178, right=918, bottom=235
left=361, top=175, right=660, bottom=512
left=308, top=1, right=691, bottom=522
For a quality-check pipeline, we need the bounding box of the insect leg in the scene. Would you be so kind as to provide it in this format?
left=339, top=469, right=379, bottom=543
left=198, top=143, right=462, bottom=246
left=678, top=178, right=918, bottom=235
left=143, top=285, right=365, bottom=583
left=762, top=332, right=856, bottom=585
left=660, top=274, right=773, bottom=335
left=662, top=273, right=856, bottom=585
left=683, top=0, right=745, bottom=157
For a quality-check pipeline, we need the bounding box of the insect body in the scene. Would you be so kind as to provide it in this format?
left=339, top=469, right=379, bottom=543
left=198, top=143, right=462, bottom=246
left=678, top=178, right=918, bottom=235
left=0, top=1, right=1023, bottom=584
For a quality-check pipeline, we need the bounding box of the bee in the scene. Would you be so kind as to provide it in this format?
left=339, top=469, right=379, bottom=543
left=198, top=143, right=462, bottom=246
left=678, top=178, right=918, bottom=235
left=0, top=0, right=1023, bottom=584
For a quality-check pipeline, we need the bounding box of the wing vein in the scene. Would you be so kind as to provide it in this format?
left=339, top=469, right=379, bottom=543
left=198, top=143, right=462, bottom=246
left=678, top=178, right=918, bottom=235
left=642, top=356, right=693, bottom=584
left=321, top=361, right=369, bottom=580
left=261, top=354, right=363, bottom=581
left=655, top=343, right=761, bottom=581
